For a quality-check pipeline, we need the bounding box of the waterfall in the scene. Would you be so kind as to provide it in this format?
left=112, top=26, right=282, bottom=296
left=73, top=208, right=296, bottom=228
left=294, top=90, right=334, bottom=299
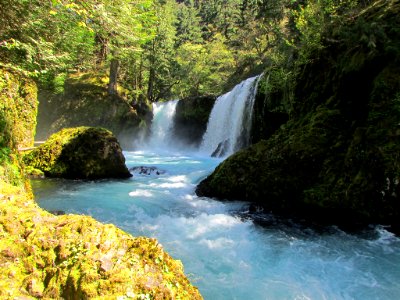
left=146, top=100, right=179, bottom=150
left=200, top=75, right=260, bottom=157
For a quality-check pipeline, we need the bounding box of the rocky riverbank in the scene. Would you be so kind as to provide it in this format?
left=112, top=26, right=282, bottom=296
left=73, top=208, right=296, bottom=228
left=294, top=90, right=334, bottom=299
left=0, top=67, right=203, bottom=299
left=196, top=0, right=400, bottom=233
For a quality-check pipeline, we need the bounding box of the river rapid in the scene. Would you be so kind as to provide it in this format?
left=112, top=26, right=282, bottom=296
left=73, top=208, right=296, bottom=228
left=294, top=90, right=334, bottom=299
left=32, top=150, right=400, bottom=300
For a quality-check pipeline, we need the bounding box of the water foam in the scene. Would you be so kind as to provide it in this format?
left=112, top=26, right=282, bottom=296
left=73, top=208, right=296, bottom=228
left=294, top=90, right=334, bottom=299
left=129, top=190, right=153, bottom=197
left=32, top=151, right=400, bottom=300
left=146, top=100, right=179, bottom=151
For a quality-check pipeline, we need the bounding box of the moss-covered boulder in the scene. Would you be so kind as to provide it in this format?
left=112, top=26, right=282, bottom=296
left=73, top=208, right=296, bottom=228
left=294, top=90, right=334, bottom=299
left=24, top=127, right=132, bottom=179
left=0, top=67, right=38, bottom=187
left=197, top=0, right=400, bottom=231
left=1, top=58, right=202, bottom=300
left=173, top=95, right=216, bottom=147
left=36, top=72, right=152, bottom=149
left=0, top=183, right=202, bottom=299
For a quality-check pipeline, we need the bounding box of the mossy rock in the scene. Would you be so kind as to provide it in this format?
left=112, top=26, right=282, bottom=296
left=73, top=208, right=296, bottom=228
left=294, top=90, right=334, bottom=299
left=1, top=67, right=202, bottom=300
left=0, top=182, right=203, bottom=299
left=24, top=127, right=132, bottom=179
left=197, top=0, right=400, bottom=231
left=0, top=67, right=38, bottom=150
left=173, top=95, right=216, bottom=147
left=0, top=67, right=38, bottom=187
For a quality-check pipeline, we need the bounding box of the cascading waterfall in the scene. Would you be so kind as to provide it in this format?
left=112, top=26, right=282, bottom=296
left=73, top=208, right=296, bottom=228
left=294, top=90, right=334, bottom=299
left=200, top=75, right=260, bottom=157
left=146, top=100, right=179, bottom=150
left=32, top=76, right=400, bottom=300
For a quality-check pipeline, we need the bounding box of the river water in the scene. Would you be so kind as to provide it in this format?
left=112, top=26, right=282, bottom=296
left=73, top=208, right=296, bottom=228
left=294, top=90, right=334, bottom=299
left=32, top=77, right=400, bottom=299
left=32, top=150, right=400, bottom=299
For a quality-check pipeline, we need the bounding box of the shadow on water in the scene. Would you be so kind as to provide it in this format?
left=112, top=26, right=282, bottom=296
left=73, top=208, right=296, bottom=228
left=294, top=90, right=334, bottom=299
left=235, top=206, right=384, bottom=241
left=32, top=176, right=385, bottom=241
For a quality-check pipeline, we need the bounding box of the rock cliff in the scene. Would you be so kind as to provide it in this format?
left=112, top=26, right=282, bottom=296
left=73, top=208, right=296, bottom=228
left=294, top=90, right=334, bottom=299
left=35, top=72, right=152, bottom=149
left=197, top=0, right=400, bottom=232
left=173, top=95, right=216, bottom=147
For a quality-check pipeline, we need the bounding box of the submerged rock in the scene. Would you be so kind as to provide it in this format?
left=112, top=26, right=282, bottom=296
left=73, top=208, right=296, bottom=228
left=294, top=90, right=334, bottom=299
left=23, top=127, right=132, bottom=179
left=130, top=166, right=166, bottom=176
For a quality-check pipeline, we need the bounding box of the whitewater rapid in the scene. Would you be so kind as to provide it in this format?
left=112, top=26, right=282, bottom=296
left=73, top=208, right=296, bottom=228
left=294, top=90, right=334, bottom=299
left=31, top=76, right=400, bottom=299
left=32, top=151, right=400, bottom=299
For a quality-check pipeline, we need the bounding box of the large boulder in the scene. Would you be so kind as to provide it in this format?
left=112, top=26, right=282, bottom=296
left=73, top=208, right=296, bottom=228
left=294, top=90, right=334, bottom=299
left=24, top=127, right=132, bottom=179
left=197, top=0, right=400, bottom=231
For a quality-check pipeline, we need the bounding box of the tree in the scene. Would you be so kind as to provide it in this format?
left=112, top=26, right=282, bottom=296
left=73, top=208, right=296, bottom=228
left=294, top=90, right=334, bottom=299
left=174, top=33, right=235, bottom=96
left=175, top=0, right=203, bottom=46
left=72, top=0, right=157, bottom=95
left=146, top=0, right=178, bottom=102
left=0, top=0, right=95, bottom=75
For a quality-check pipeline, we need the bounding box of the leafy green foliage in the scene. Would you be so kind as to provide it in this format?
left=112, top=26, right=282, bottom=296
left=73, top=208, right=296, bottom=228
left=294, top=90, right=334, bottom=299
left=174, top=34, right=235, bottom=96
left=2, top=0, right=387, bottom=103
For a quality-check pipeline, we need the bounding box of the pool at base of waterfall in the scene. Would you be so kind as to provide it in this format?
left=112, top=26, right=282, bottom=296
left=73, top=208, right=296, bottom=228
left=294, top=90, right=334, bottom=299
left=32, top=151, right=400, bottom=300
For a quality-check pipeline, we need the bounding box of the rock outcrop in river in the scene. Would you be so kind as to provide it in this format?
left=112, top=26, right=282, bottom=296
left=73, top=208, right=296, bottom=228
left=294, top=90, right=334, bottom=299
left=197, top=0, right=400, bottom=232
left=173, top=95, right=216, bottom=147
left=23, top=127, right=132, bottom=179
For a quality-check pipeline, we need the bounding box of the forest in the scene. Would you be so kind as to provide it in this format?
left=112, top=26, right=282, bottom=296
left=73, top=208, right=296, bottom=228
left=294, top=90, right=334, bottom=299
left=1, top=0, right=366, bottom=104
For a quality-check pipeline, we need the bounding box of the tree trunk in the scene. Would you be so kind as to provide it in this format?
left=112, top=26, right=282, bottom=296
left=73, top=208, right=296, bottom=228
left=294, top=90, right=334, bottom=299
left=108, top=59, right=119, bottom=95
left=95, top=34, right=108, bottom=65
left=147, top=42, right=156, bottom=102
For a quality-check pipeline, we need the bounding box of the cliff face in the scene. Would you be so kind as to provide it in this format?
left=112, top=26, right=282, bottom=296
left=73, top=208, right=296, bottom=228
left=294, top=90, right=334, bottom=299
left=0, top=68, right=202, bottom=299
left=0, top=67, right=37, bottom=187
left=173, top=95, right=216, bottom=147
left=35, top=73, right=152, bottom=149
left=197, top=0, right=400, bottom=231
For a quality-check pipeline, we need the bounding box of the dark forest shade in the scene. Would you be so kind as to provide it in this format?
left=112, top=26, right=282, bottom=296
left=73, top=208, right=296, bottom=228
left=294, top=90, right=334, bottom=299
left=196, top=0, right=400, bottom=232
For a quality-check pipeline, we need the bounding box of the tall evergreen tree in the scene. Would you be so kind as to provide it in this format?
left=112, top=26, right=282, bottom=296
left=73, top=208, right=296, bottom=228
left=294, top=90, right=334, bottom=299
left=146, top=0, right=178, bottom=101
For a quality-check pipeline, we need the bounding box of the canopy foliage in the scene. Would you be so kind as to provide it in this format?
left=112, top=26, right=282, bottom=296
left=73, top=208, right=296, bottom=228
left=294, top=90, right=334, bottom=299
left=1, top=0, right=384, bottom=103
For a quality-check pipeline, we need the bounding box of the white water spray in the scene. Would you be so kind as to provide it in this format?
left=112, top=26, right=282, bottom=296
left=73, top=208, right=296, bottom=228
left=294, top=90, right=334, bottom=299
left=146, top=100, right=179, bottom=150
left=200, top=75, right=260, bottom=157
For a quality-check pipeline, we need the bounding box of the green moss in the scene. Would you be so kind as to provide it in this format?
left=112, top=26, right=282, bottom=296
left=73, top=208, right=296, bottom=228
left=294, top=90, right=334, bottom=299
left=1, top=66, right=202, bottom=299
left=0, top=183, right=203, bottom=299
left=24, top=127, right=132, bottom=179
left=197, top=0, right=400, bottom=229
left=0, top=67, right=38, bottom=149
